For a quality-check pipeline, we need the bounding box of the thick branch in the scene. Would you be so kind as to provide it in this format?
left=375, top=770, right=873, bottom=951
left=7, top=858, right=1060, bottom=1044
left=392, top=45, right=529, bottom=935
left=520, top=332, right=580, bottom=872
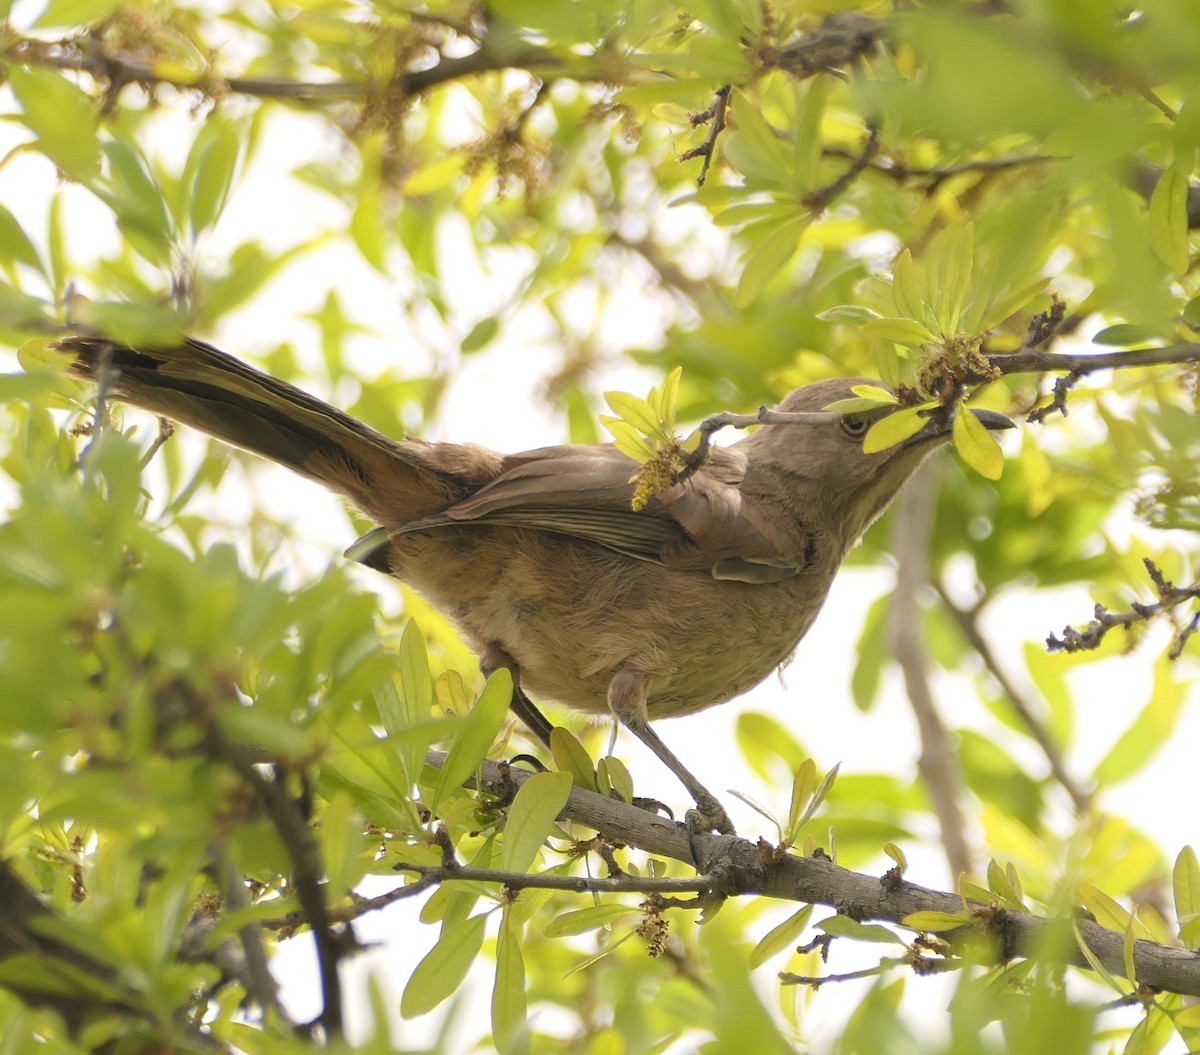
left=432, top=751, right=1200, bottom=998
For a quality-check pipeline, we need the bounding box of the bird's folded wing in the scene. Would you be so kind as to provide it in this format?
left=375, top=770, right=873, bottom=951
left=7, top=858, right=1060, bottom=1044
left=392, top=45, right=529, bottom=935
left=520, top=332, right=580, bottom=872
left=391, top=445, right=811, bottom=582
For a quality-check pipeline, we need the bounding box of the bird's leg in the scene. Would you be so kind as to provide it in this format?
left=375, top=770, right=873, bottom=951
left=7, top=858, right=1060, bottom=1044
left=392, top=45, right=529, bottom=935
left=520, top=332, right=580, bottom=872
left=608, top=669, right=735, bottom=838
left=480, top=644, right=556, bottom=749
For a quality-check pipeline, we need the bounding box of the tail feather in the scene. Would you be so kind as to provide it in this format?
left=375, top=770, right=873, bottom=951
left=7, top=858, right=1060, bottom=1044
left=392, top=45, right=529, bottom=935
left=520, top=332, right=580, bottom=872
left=55, top=336, right=471, bottom=526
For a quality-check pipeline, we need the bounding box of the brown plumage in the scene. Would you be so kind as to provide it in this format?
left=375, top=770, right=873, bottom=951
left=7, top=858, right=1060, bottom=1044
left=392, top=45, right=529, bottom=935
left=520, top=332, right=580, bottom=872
left=55, top=336, right=1012, bottom=833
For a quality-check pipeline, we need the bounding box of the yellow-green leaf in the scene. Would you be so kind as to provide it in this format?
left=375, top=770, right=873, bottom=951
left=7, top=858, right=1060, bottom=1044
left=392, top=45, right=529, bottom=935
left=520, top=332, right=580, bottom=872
left=1149, top=164, right=1190, bottom=275
left=1093, top=659, right=1184, bottom=786
left=501, top=770, right=573, bottom=874
left=431, top=668, right=512, bottom=811
left=891, top=249, right=927, bottom=323
left=549, top=728, right=596, bottom=791
left=604, top=390, right=662, bottom=437
left=401, top=912, right=488, bottom=1018
left=902, top=911, right=973, bottom=933
left=883, top=842, right=907, bottom=873
left=597, top=755, right=633, bottom=804
left=749, top=905, right=813, bottom=969
left=953, top=407, right=1005, bottom=480
left=600, top=416, right=654, bottom=462
left=863, top=406, right=929, bottom=453
left=734, top=219, right=805, bottom=309
left=545, top=905, right=639, bottom=938
left=1078, top=883, right=1135, bottom=933
left=820, top=914, right=906, bottom=943
left=1173, top=846, right=1200, bottom=949
left=1071, top=919, right=1125, bottom=995
left=860, top=318, right=937, bottom=347
left=8, top=67, right=100, bottom=182
left=492, top=908, right=527, bottom=1055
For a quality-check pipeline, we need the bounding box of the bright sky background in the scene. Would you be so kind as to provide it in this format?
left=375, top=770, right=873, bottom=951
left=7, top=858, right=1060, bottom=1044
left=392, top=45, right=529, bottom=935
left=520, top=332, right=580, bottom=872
left=1, top=67, right=1198, bottom=1051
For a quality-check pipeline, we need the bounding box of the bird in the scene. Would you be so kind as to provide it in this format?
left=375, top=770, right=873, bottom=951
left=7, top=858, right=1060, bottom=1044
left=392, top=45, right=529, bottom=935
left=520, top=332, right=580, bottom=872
left=53, top=335, right=1013, bottom=835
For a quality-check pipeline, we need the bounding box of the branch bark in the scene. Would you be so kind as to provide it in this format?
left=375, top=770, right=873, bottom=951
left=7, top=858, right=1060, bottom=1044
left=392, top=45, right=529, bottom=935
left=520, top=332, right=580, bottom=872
left=888, top=462, right=973, bottom=879
left=425, top=751, right=1200, bottom=999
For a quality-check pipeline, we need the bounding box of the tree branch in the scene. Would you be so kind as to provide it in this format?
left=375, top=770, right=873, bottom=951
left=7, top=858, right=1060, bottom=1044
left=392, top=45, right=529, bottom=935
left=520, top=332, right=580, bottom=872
left=934, top=581, right=1092, bottom=813
left=205, top=728, right=346, bottom=1039
left=1047, top=558, right=1200, bottom=658
left=985, top=343, right=1200, bottom=379
left=681, top=85, right=731, bottom=187
left=421, top=751, right=1200, bottom=998
left=888, top=463, right=973, bottom=878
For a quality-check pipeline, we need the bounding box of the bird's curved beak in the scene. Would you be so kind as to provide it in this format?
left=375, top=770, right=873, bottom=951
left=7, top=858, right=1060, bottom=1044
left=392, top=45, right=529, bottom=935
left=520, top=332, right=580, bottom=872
left=970, top=407, right=1017, bottom=432
left=906, top=404, right=1016, bottom=447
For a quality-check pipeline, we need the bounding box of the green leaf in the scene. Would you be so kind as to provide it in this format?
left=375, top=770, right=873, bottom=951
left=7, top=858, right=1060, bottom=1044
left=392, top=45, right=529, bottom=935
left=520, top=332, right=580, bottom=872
left=189, top=120, right=242, bottom=237
left=860, top=318, right=937, bottom=347
left=748, top=905, right=813, bottom=969
left=8, top=67, right=100, bottom=182
left=901, top=911, right=973, bottom=933
left=544, top=905, right=639, bottom=938
left=1071, top=919, right=1125, bottom=996
left=953, top=407, right=1005, bottom=480
left=400, top=912, right=488, bottom=1017
left=316, top=790, right=368, bottom=898
left=1078, top=883, right=1134, bottom=933
left=883, top=843, right=907, bottom=873
left=927, top=221, right=974, bottom=334
left=1092, top=323, right=1162, bottom=347
left=1173, top=846, right=1200, bottom=949
left=862, top=405, right=930, bottom=453
left=549, top=727, right=596, bottom=791
left=604, top=390, right=662, bottom=437
left=656, top=366, right=682, bottom=432
left=1092, top=659, right=1183, bottom=786
left=430, top=668, right=513, bottom=811
left=597, top=755, right=633, bottom=804
left=0, top=202, right=44, bottom=275
left=600, top=416, right=654, bottom=462
left=462, top=316, right=501, bottom=354
left=500, top=770, right=573, bottom=874
left=1148, top=164, right=1190, bottom=275
left=890, top=249, right=928, bottom=324
left=492, top=907, right=527, bottom=1055
left=817, top=304, right=882, bottom=324
left=820, top=915, right=906, bottom=943
left=734, top=218, right=806, bottom=309
left=726, top=95, right=790, bottom=184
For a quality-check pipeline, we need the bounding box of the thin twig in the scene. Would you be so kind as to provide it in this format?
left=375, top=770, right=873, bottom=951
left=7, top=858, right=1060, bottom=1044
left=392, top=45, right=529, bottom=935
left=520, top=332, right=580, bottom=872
left=1047, top=558, right=1200, bottom=657
left=393, top=862, right=718, bottom=897
left=673, top=405, right=840, bottom=482
left=805, top=124, right=881, bottom=211
left=934, top=582, right=1092, bottom=813
left=681, top=85, right=731, bottom=187
left=823, top=148, right=1060, bottom=190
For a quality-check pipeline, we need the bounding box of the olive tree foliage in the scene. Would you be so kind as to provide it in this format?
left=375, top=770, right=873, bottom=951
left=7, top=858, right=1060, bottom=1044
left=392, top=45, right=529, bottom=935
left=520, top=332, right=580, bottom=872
left=0, top=0, right=1198, bottom=1051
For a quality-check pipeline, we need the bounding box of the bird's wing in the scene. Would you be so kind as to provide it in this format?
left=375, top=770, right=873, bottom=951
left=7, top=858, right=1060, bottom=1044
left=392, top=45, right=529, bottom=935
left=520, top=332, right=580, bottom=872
left=389, top=444, right=811, bottom=583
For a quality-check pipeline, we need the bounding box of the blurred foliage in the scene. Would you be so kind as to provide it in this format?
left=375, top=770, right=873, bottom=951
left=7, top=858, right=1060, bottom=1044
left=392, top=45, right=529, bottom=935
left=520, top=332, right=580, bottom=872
left=0, top=0, right=1198, bottom=1052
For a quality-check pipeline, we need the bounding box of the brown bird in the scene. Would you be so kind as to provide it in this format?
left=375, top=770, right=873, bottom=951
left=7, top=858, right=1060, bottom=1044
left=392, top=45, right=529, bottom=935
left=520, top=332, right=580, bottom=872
left=55, top=336, right=1013, bottom=834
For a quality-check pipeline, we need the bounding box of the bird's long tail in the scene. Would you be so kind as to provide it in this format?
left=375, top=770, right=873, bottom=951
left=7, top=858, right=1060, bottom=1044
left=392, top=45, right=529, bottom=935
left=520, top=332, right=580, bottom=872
left=54, top=336, right=468, bottom=526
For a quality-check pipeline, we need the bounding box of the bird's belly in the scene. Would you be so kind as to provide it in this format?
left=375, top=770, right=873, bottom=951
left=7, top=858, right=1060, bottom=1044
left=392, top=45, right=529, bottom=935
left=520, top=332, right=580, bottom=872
left=390, top=526, right=838, bottom=721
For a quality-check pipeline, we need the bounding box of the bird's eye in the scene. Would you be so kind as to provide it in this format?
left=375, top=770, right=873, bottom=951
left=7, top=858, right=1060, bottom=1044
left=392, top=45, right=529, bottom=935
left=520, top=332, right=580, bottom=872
left=840, top=415, right=870, bottom=439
